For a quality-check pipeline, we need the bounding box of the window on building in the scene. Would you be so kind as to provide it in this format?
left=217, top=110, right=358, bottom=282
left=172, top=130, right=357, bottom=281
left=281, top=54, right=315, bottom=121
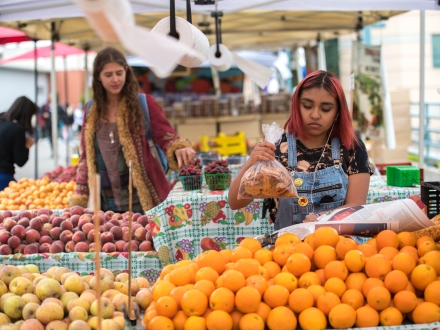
left=433, top=34, right=440, bottom=68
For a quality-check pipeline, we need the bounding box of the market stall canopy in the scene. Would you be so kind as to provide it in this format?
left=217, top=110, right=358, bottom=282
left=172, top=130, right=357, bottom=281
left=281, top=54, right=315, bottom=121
left=1, top=0, right=438, bottom=50
left=0, top=26, right=32, bottom=44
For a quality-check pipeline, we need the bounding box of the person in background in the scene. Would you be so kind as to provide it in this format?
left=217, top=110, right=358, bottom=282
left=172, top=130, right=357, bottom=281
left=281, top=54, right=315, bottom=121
left=40, top=94, right=65, bottom=152
left=0, top=96, right=37, bottom=190
left=228, top=70, right=373, bottom=230
left=69, top=47, right=195, bottom=213
left=73, top=102, right=84, bottom=136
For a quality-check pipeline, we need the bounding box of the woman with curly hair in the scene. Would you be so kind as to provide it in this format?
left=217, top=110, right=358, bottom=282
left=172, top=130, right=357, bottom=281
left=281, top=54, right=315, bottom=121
left=69, top=47, right=195, bottom=212
left=228, top=70, right=373, bottom=229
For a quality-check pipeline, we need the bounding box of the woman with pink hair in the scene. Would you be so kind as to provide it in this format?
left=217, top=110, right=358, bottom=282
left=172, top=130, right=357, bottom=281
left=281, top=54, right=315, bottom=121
left=229, top=70, right=372, bottom=230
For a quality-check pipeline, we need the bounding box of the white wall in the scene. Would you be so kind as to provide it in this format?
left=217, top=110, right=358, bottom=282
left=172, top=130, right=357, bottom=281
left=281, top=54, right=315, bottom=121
left=0, top=67, right=49, bottom=111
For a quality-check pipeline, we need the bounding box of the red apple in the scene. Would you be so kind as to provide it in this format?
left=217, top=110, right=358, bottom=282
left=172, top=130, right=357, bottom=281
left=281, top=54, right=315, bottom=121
left=39, top=236, right=53, bottom=245
left=17, top=218, right=30, bottom=228
left=72, top=231, right=86, bottom=243
left=60, top=221, right=73, bottom=232
left=7, top=236, right=20, bottom=249
left=3, top=218, right=16, bottom=231
left=25, top=229, right=40, bottom=243
left=70, top=215, right=80, bottom=228
left=139, top=241, right=153, bottom=251
left=51, top=217, right=64, bottom=227
left=65, top=241, right=75, bottom=252
left=100, top=232, right=114, bottom=244
left=23, top=244, right=39, bottom=255
left=74, top=242, right=88, bottom=252
left=115, top=240, right=125, bottom=252
left=102, top=242, right=116, bottom=253
left=29, top=218, right=43, bottom=231
left=0, top=231, right=11, bottom=245
left=81, top=223, right=94, bottom=235
left=134, top=228, right=147, bottom=242
left=49, top=227, right=61, bottom=240
left=0, top=244, right=12, bottom=255
left=110, top=227, right=123, bottom=240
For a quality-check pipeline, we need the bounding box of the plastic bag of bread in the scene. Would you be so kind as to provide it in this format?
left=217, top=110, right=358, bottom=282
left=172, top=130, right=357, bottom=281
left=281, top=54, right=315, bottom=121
left=238, top=122, right=298, bottom=199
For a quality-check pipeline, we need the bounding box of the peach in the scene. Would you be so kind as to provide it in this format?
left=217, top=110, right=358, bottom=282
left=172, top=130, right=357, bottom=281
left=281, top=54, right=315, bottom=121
left=137, top=215, right=149, bottom=227
left=8, top=235, right=20, bottom=249
left=65, top=241, right=75, bottom=252
left=102, top=243, right=116, bottom=253
left=72, top=232, right=86, bottom=243
left=70, top=206, right=84, bottom=216
left=115, top=241, right=125, bottom=252
left=60, top=231, right=73, bottom=243
left=81, top=223, right=94, bottom=235
left=0, top=231, right=11, bottom=244
left=123, top=242, right=138, bottom=252
left=40, top=236, right=53, bottom=244
left=42, top=223, right=52, bottom=230
left=11, top=225, right=26, bottom=239
left=139, top=241, right=153, bottom=252
left=3, top=218, right=16, bottom=231
left=74, top=242, right=88, bottom=252
left=70, top=215, right=80, bottom=228
left=50, top=244, right=63, bottom=254
left=60, top=221, right=73, bottom=232
left=30, top=218, right=43, bottom=231
left=37, top=208, right=51, bottom=216
left=51, top=217, right=64, bottom=228
left=0, top=244, right=12, bottom=255
left=14, top=244, right=26, bottom=254
left=110, top=227, right=122, bottom=240
left=24, top=244, right=39, bottom=255
left=39, top=243, right=51, bottom=253
left=135, top=228, right=147, bottom=241
left=87, top=230, right=96, bottom=242
left=50, top=227, right=61, bottom=240
left=25, top=229, right=40, bottom=243
left=101, top=232, right=114, bottom=244
left=17, top=218, right=30, bottom=228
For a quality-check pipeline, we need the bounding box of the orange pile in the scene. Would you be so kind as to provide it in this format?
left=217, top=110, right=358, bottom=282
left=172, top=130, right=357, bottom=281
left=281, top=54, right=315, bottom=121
left=0, top=177, right=75, bottom=210
left=145, top=228, right=440, bottom=330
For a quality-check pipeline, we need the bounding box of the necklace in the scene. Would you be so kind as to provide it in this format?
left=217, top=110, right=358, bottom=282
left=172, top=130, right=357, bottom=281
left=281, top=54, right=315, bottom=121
left=109, top=131, right=115, bottom=144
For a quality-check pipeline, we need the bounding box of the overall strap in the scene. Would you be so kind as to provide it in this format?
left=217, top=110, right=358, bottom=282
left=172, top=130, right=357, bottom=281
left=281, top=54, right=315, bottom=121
left=287, top=133, right=297, bottom=167
left=331, top=137, right=341, bottom=167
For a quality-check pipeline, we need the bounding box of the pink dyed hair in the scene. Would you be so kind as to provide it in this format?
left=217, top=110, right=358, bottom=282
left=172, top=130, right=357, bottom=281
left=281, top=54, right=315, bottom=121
left=284, top=70, right=358, bottom=150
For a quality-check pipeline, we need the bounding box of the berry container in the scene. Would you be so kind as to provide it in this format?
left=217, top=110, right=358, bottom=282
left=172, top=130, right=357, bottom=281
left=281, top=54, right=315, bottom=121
left=180, top=175, right=203, bottom=191
left=205, top=173, right=231, bottom=191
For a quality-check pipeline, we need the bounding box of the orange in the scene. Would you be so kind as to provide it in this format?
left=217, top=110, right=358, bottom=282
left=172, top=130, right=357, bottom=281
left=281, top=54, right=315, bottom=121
left=181, top=290, right=208, bottom=316
left=324, top=277, right=346, bottom=298
left=313, top=226, right=339, bottom=248
left=379, top=307, right=403, bottom=326
left=263, top=261, right=281, bottom=279
left=397, top=231, right=416, bottom=248
left=194, top=280, right=215, bottom=299
left=257, top=266, right=270, bottom=280
left=202, top=308, right=212, bottom=319
left=307, top=284, right=327, bottom=303
left=239, top=238, right=262, bottom=254
left=362, top=278, right=385, bottom=298
left=234, top=259, right=259, bottom=279
left=417, top=240, right=439, bottom=258
left=400, top=246, right=419, bottom=263
left=275, top=233, right=301, bottom=247
left=367, top=286, right=391, bottom=311
left=424, top=280, right=440, bottom=306
left=230, top=247, right=253, bottom=262
left=144, top=309, right=158, bottom=328
left=355, top=304, right=380, bottom=327
left=384, top=270, right=408, bottom=294
left=209, top=288, right=235, bottom=313
left=183, top=316, right=206, bottom=330
left=273, top=244, right=295, bottom=267
left=172, top=310, right=188, bottom=330
left=323, top=260, right=348, bottom=281
left=156, top=296, right=178, bottom=318
left=376, top=230, right=399, bottom=251
left=416, top=235, right=435, bottom=248
left=419, top=250, right=440, bottom=275
left=195, top=267, right=219, bottom=284
left=153, top=281, right=176, bottom=301
left=298, top=272, right=320, bottom=289
left=328, top=303, right=356, bottom=329
left=291, top=242, right=314, bottom=260
left=267, top=306, right=297, bottom=330
left=219, top=249, right=232, bottom=263
left=298, top=307, right=327, bottom=330
left=407, top=298, right=425, bottom=323
left=412, top=301, right=440, bottom=324
left=235, top=286, right=261, bottom=313
left=224, top=263, right=235, bottom=272
left=256, top=302, right=271, bottom=323
left=245, top=275, right=268, bottom=296
left=205, top=310, right=233, bottom=330
left=253, top=249, right=273, bottom=265
left=303, top=233, right=315, bottom=250
left=341, top=289, right=364, bottom=310
left=357, top=243, right=377, bottom=257
left=316, top=292, right=341, bottom=315
left=392, top=252, right=416, bottom=276
left=220, top=270, right=245, bottom=293
left=148, top=316, right=174, bottom=330
left=345, top=272, right=367, bottom=292
left=169, top=267, right=193, bottom=286
left=335, top=237, right=358, bottom=259
left=230, top=310, right=243, bottom=330
left=393, top=290, right=418, bottom=314
left=313, top=245, right=337, bottom=269
left=263, top=284, right=289, bottom=308
left=285, top=253, right=311, bottom=277
left=315, top=269, right=326, bottom=286
left=378, top=247, right=399, bottom=261
left=160, top=264, right=177, bottom=280
left=238, top=313, right=264, bottom=330
left=288, top=288, right=314, bottom=313
left=411, top=264, right=437, bottom=291
left=365, top=254, right=391, bottom=280
left=273, top=272, right=298, bottom=292
left=196, top=250, right=226, bottom=275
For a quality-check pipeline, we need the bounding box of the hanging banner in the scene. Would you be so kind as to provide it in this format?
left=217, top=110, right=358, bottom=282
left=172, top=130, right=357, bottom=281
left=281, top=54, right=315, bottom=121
left=352, top=43, right=395, bottom=149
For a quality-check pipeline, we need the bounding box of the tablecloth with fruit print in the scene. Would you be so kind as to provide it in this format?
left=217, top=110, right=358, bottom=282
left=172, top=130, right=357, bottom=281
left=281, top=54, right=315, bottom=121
left=148, top=181, right=274, bottom=266
left=1, top=251, right=163, bottom=282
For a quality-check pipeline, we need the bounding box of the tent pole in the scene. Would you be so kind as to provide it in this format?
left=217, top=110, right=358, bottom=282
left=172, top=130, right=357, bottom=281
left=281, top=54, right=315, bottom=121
left=64, top=55, right=69, bottom=167
left=33, top=39, right=39, bottom=179
left=51, top=28, right=58, bottom=167
left=418, top=10, right=425, bottom=169
left=84, top=45, right=90, bottom=104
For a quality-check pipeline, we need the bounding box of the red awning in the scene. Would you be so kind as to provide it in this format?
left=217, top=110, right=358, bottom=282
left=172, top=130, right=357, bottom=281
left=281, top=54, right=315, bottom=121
left=0, top=26, right=32, bottom=44
left=0, top=42, right=84, bottom=63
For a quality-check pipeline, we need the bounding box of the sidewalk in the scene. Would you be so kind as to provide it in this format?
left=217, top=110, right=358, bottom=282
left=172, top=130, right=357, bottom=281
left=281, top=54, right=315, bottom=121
left=15, top=137, right=80, bottom=180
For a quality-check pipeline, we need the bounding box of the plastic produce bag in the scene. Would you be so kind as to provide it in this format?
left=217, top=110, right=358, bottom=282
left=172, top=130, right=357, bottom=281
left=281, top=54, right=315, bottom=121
left=238, top=122, right=298, bottom=199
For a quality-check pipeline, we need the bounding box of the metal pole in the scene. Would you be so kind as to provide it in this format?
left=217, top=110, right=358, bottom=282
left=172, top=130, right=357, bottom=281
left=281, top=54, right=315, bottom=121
left=33, top=40, right=38, bottom=179
left=50, top=40, right=58, bottom=167
left=418, top=10, right=425, bottom=169
left=64, top=56, right=69, bottom=166
left=84, top=45, right=90, bottom=103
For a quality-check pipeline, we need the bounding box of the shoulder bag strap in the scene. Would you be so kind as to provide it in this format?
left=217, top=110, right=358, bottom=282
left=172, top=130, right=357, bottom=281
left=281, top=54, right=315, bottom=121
left=138, top=93, right=160, bottom=161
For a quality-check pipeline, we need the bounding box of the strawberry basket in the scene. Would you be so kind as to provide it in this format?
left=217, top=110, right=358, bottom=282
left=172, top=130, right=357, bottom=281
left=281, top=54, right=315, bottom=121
left=204, top=173, right=231, bottom=190
left=180, top=175, right=203, bottom=191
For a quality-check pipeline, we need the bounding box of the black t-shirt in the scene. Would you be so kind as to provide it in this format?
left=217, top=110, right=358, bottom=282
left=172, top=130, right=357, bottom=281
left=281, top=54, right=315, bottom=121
left=0, top=120, right=29, bottom=175
left=263, top=133, right=373, bottom=222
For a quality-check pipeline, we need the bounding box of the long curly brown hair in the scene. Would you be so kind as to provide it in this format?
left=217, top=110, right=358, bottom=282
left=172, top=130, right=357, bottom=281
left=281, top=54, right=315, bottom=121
left=92, top=47, right=143, bottom=135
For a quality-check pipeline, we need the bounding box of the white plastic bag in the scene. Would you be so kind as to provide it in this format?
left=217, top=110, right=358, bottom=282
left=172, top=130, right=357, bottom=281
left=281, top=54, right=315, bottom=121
left=238, top=122, right=298, bottom=199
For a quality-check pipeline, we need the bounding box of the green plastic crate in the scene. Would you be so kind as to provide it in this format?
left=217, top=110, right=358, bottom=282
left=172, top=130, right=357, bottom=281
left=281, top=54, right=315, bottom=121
left=386, top=166, right=420, bottom=187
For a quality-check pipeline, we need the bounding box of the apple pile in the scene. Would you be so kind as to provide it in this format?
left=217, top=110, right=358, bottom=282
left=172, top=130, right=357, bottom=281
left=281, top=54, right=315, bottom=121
left=204, top=159, right=231, bottom=174
left=0, top=207, right=155, bottom=256
left=42, top=165, right=78, bottom=183
left=0, top=264, right=154, bottom=329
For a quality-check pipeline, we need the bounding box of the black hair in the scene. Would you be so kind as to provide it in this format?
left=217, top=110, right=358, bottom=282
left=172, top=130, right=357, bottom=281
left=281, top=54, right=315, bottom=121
left=0, top=96, right=37, bottom=134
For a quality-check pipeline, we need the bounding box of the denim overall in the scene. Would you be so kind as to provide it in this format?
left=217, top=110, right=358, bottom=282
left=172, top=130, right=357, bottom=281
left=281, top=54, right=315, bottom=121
left=274, top=133, right=349, bottom=230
